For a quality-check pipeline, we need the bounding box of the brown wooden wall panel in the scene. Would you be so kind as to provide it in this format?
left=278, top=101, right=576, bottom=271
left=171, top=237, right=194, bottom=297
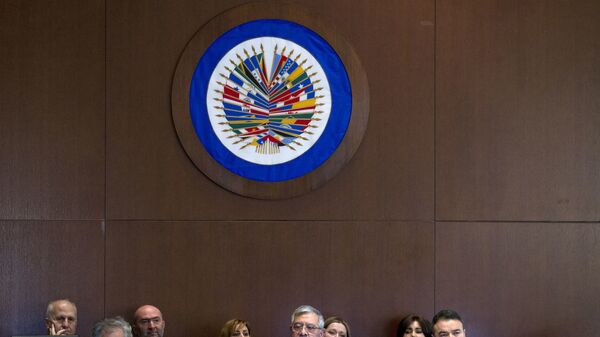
left=106, top=0, right=434, bottom=221
left=0, top=221, right=104, bottom=337
left=105, top=220, right=434, bottom=337
left=436, top=1, right=600, bottom=221
left=435, top=222, right=600, bottom=337
left=3, top=2, right=599, bottom=337
left=0, top=0, right=105, bottom=220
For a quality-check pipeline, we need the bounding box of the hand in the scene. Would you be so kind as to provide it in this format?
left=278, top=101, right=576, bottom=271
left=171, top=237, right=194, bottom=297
left=49, top=324, right=68, bottom=336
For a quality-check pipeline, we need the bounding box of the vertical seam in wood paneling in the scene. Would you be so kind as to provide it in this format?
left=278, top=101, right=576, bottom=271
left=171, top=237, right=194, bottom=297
left=103, top=0, right=108, bottom=319
left=433, top=0, right=438, bottom=314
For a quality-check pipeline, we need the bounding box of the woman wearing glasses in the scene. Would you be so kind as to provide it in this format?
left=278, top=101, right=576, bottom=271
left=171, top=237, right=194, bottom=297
left=396, top=314, right=433, bottom=337
left=220, top=319, right=251, bottom=337
left=324, top=316, right=351, bottom=337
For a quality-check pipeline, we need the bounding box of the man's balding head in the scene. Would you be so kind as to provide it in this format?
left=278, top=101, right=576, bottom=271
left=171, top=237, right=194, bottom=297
left=45, top=299, right=77, bottom=335
left=133, top=305, right=165, bottom=337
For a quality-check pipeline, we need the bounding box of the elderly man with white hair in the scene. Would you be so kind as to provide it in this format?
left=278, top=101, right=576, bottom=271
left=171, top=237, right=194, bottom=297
left=92, top=316, right=133, bottom=337
left=289, top=305, right=325, bottom=337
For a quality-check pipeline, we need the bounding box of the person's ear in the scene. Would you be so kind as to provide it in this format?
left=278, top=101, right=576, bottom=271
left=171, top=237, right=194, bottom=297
left=44, top=319, right=52, bottom=332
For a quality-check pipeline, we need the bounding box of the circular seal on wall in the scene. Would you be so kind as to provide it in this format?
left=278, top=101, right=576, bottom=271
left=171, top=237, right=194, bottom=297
left=190, top=20, right=351, bottom=182
left=172, top=3, right=368, bottom=198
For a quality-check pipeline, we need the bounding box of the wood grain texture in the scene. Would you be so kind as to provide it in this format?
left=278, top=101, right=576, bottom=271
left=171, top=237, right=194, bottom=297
left=5, top=3, right=599, bottom=337
left=105, top=220, right=434, bottom=337
left=435, top=222, right=600, bottom=337
left=107, top=0, right=434, bottom=220
left=436, top=0, right=600, bottom=221
left=0, top=221, right=104, bottom=337
left=0, top=0, right=105, bottom=220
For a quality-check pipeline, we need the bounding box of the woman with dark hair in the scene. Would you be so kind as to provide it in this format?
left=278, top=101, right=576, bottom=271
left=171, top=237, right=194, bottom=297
left=396, top=314, right=433, bottom=337
left=324, top=316, right=351, bottom=337
left=220, top=319, right=251, bottom=337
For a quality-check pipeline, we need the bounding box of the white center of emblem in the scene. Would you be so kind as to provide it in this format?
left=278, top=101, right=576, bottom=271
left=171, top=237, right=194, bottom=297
left=206, top=37, right=332, bottom=165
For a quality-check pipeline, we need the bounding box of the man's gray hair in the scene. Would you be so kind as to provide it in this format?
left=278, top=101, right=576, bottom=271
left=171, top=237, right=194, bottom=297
left=291, top=305, right=325, bottom=328
left=46, top=299, right=77, bottom=318
left=92, top=316, right=133, bottom=337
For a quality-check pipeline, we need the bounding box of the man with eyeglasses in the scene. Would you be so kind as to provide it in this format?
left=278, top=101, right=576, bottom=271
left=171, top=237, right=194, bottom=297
left=132, top=305, right=166, bottom=337
left=432, top=309, right=466, bottom=337
left=290, top=305, right=324, bottom=337
left=44, top=299, right=78, bottom=335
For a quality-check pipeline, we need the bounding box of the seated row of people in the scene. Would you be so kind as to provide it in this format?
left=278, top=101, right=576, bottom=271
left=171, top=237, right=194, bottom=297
left=281, top=305, right=465, bottom=337
left=44, top=300, right=164, bottom=337
left=44, top=299, right=466, bottom=337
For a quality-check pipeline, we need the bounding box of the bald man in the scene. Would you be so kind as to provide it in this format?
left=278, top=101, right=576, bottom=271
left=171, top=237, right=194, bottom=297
left=132, top=305, right=165, bottom=337
left=44, top=299, right=78, bottom=335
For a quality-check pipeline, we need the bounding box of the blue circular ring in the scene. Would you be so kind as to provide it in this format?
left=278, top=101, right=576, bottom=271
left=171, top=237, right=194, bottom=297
left=190, top=19, right=352, bottom=182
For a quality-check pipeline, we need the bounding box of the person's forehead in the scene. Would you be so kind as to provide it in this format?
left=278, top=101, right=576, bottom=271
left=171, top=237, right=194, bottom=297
left=137, top=307, right=162, bottom=319
left=294, top=313, right=319, bottom=324
left=234, top=323, right=248, bottom=331
left=54, top=302, right=77, bottom=315
left=435, top=319, right=463, bottom=330
left=327, top=322, right=346, bottom=332
left=408, top=321, right=422, bottom=328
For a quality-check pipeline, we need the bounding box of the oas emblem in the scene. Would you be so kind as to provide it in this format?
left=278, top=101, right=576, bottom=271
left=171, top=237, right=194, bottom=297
left=172, top=4, right=368, bottom=198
